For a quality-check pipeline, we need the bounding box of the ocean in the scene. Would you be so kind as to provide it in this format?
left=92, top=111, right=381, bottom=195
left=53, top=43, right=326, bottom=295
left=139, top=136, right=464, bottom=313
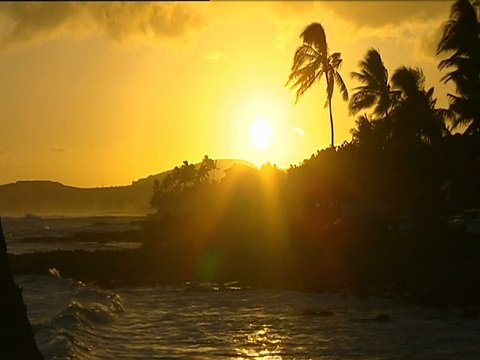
left=2, top=215, right=143, bottom=255
left=5, top=216, right=480, bottom=359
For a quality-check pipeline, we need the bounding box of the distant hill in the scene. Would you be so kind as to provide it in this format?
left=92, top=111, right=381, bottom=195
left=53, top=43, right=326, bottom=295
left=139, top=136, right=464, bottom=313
left=0, top=159, right=256, bottom=217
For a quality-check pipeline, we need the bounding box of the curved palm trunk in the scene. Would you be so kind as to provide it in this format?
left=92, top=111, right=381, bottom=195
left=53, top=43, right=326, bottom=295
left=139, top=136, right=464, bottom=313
left=328, top=96, right=335, bottom=147
left=325, top=74, right=335, bottom=148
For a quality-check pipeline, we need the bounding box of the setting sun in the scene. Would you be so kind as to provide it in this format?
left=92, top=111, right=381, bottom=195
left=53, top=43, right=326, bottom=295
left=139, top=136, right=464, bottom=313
left=250, top=117, right=273, bottom=150
left=228, top=87, right=294, bottom=168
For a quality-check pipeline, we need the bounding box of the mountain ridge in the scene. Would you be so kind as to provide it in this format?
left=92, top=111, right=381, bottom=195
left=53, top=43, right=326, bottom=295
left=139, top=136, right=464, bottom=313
left=0, top=159, right=256, bottom=216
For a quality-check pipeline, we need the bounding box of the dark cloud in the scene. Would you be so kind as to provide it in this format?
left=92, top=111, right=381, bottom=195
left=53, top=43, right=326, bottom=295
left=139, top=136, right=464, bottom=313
left=272, top=1, right=452, bottom=29
left=49, top=147, right=65, bottom=153
left=0, top=3, right=78, bottom=48
left=0, top=150, right=5, bottom=155
left=0, top=3, right=206, bottom=50
left=319, top=1, right=452, bottom=29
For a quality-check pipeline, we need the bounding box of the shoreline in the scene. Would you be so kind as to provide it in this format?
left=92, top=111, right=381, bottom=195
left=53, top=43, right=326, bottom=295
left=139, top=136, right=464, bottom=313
left=8, top=225, right=480, bottom=312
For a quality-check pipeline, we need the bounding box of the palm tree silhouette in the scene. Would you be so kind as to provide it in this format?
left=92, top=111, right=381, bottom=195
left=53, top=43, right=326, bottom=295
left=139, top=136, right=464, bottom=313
left=198, top=155, right=218, bottom=183
left=437, top=0, right=480, bottom=135
left=349, top=48, right=397, bottom=119
left=351, top=115, right=373, bottom=145
left=391, top=67, right=448, bottom=144
left=286, top=22, right=348, bottom=147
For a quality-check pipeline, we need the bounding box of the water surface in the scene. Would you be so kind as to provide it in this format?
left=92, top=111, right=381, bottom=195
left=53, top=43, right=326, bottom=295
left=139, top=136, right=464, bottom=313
left=18, top=275, right=480, bottom=359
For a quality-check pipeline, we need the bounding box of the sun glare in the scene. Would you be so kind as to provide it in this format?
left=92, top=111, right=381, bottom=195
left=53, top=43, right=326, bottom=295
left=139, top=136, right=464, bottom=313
left=229, top=88, right=294, bottom=167
left=250, top=118, right=273, bottom=150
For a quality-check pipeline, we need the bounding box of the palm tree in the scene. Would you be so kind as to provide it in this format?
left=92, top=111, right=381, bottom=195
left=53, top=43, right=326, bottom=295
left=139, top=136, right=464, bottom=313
left=391, top=67, right=448, bottom=145
left=197, top=155, right=218, bottom=183
left=349, top=48, right=397, bottom=119
left=437, top=0, right=480, bottom=135
left=350, top=114, right=393, bottom=153
left=286, top=22, right=348, bottom=147
left=350, top=115, right=373, bottom=145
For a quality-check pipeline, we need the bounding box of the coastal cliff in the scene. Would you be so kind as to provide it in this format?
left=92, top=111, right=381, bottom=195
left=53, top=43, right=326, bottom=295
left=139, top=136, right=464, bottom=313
left=0, top=217, right=43, bottom=359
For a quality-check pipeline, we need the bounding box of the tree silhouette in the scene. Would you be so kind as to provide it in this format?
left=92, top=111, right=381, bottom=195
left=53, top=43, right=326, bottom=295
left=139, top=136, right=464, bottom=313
left=197, top=155, right=218, bottom=183
left=349, top=48, right=398, bottom=119
left=150, top=156, right=221, bottom=213
left=286, top=22, right=348, bottom=147
left=178, top=161, right=196, bottom=188
left=437, top=0, right=480, bottom=135
left=351, top=115, right=375, bottom=146
left=391, top=67, right=448, bottom=145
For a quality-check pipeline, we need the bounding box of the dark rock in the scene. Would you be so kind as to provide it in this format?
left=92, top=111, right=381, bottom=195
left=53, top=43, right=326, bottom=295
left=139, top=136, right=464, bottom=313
left=0, top=216, right=43, bottom=359
left=374, top=313, right=392, bottom=323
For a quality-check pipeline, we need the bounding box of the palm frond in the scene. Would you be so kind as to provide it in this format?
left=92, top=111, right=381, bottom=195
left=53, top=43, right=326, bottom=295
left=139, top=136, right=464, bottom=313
left=391, top=66, right=425, bottom=96
left=348, top=93, right=376, bottom=115
left=334, top=71, right=348, bottom=101
left=300, top=22, right=328, bottom=55
left=290, top=44, right=319, bottom=73
left=361, top=48, right=388, bottom=85
left=329, top=52, right=343, bottom=69
left=437, top=0, right=478, bottom=55
left=350, top=71, right=375, bottom=85
left=288, top=64, right=325, bottom=104
left=349, top=48, right=392, bottom=118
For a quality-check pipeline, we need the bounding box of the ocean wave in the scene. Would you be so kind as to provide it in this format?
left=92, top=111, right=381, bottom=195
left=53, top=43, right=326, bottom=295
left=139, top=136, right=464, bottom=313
left=58, top=292, right=124, bottom=325
left=16, top=275, right=480, bottom=359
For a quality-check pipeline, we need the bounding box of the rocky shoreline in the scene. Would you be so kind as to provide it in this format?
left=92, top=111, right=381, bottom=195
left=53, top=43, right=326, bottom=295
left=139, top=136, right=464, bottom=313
left=8, top=223, right=480, bottom=314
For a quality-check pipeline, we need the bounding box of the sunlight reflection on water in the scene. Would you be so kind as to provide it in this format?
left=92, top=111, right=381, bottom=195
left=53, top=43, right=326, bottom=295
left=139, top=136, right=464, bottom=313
left=235, top=326, right=285, bottom=359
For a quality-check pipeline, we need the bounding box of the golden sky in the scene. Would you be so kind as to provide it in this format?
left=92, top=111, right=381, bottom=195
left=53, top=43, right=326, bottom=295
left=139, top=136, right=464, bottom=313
left=0, top=1, right=453, bottom=188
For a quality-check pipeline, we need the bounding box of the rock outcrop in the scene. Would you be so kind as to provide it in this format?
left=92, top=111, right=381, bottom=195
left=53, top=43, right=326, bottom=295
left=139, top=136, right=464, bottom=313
left=0, top=216, right=43, bottom=359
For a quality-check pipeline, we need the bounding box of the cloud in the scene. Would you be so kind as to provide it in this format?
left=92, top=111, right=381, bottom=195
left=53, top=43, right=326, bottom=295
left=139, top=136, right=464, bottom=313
left=50, top=147, right=66, bottom=153
left=0, top=3, right=207, bottom=51
left=317, top=1, right=451, bottom=29
left=271, top=1, right=316, bottom=18
left=0, top=150, right=5, bottom=155
left=88, top=3, right=206, bottom=43
left=270, top=0, right=452, bottom=51
left=418, top=23, right=445, bottom=60
left=292, top=126, right=305, bottom=137
left=0, top=3, right=81, bottom=49
left=203, top=51, right=229, bottom=63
